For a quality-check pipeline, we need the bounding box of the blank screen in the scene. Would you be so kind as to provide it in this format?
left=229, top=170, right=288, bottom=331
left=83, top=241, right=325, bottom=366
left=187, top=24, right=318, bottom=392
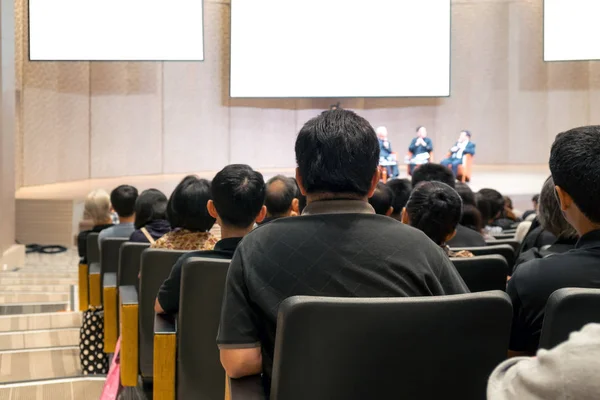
left=29, top=0, right=204, bottom=61
left=544, top=0, right=600, bottom=61
left=230, top=0, right=451, bottom=98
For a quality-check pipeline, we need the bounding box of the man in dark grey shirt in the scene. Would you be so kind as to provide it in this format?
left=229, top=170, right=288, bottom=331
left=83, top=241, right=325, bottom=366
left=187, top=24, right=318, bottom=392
left=217, top=109, right=469, bottom=392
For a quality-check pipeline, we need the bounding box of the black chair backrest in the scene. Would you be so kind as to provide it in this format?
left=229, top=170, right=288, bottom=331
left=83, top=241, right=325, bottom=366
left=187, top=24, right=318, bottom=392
left=139, top=249, right=188, bottom=380
left=86, top=233, right=100, bottom=264
left=539, top=287, right=600, bottom=350
left=452, top=244, right=516, bottom=273
left=118, top=242, right=150, bottom=287
left=491, top=233, right=515, bottom=240
left=177, top=258, right=231, bottom=400
left=100, top=238, right=128, bottom=283
left=486, top=239, right=520, bottom=252
left=451, top=255, right=508, bottom=293
left=271, top=292, right=512, bottom=400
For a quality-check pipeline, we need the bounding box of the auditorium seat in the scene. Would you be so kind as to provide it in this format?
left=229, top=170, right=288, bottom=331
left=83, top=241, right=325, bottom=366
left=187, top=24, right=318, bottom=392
left=100, top=238, right=128, bottom=353
left=230, top=292, right=512, bottom=400
left=539, top=287, right=600, bottom=350
left=486, top=239, right=520, bottom=253
left=450, top=244, right=515, bottom=274
left=118, top=242, right=150, bottom=288
left=86, top=233, right=101, bottom=308
left=456, top=153, right=473, bottom=183
left=153, top=257, right=231, bottom=400
left=119, top=249, right=187, bottom=390
left=491, top=233, right=516, bottom=240
left=451, top=255, right=508, bottom=293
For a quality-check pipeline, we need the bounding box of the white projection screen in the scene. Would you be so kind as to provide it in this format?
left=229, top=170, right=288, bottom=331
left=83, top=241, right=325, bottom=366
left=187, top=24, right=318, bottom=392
left=230, top=0, right=451, bottom=98
left=29, top=0, right=204, bottom=61
left=544, top=0, right=600, bottom=61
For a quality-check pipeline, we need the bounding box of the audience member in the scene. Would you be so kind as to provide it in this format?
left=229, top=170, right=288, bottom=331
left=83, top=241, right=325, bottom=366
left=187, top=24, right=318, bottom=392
left=151, top=176, right=218, bottom=250
left=488, top=323, right=600, bottom=400
left=155, top=165, right=266, bottom=314
left=455, top=181, right=476, bottom=206
left=514, top=177, right=578, bottom=268
left=461, top=204, right=484, bottom=235
left=403, top=181, right=473, bottom=258
left=368, top=182, right=394, bottom=216
left=479, top=188, right=513, bottom=231
left=507, top=126, right=600, bottom=355
left=260, top=175, right=299, bottom=224
left=217, top=110, right=468, bottom=391
left=503, top=196, right=521, bottom=221
left=78, top=189, right=113, bottom=263
left=522, top=194, right=539, bottom=221
left=129, top=189, right=170, bottom=243
left=386, top=178, right=412, bottom=221
left=98, top=185, right=138, bottom=246
left=516, top=215, right=557, bottom=259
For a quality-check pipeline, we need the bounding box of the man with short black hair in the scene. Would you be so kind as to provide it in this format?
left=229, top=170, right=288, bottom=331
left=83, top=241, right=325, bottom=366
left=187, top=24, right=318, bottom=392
left=98, top=185, right=138, bottom=246
left=386, top=179, right=412, bottom=221
left=507, top=126, right=600, bottom=356
left=368, top=182, right=395, bottom=216
left=217, top=109, right=468, bottom=391
left=260, top=175, right=299, bottom=224
left=155, top=164, right=266, bottom=315
left=440, top=130, right=476, bottom=177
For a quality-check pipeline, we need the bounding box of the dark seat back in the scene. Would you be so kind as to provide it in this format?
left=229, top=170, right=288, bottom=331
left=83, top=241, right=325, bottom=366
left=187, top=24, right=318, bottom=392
left=177, top=258, right=231, bottom=400
left=100, top=238, right=128, bottom=284
left=539, top=287, right=600, bottom=350
left=452, top=244, right=515, bottom=273
left=139, top=249, right=188, bottom=380
left=271, top=292, right=512, bottom=400
left=486, top=239, right=520, bottom=252
left=86, top=233, right=100, bottom=264
left=451, top=255, right=508, bottom=293
left=118, top=242, right=150, bottom=288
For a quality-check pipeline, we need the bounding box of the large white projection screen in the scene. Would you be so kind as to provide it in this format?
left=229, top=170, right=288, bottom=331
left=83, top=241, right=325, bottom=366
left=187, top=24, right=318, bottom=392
left=230, top=0, right=451, bottom=98
left=544, top=0, right=600, bottom=61
left=29, top=0, right=204, bottom=61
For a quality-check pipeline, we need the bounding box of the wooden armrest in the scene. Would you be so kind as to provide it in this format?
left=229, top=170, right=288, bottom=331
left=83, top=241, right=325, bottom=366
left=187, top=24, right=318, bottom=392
left=78, top=263, right=89, bottom=311
left=153, top=313, right=177, bottom=400
left=88, top=263, right=101, bottom=307
left=103, top=273, right=118, bottom=353
left=119, top=285, right=139, bottom=387
left=228, top=375, right=266, bottom=400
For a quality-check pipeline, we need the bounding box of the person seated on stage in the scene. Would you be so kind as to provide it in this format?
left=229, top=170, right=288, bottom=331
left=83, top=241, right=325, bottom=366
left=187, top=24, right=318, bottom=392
left=514, top=176, right=578, bottom=269
left=259, top=175, right=300, bottom=225
left=151, top=175, right=218, bottom=250
left=155, top=164, right=266, bottom=315
left=478, top=188, right=514, bottom=232
left=440, top=130, right=476, bottom=178
left=386, top=178, right=412, bottom=221
left=98, top=185, right=138, bottom=248
left=78, top=189, right=114, bottom=263
left=129, top=189, right=171, bottom=244
left=408, top=126, right=434, bottom=174
left=217, top=109, right=468, bottom=391
left=376, top=126, right=399, bottom=179
left=402, top=181, right=473, bottom=258
left=368, top=182, right=395, bottom=216
left=507, top=126, right=600, bottom=356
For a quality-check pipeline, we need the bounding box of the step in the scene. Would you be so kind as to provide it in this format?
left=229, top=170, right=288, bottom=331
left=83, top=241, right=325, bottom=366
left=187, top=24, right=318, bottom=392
left=0, top=278, right=76, bottom=286
left=0, top=285, right=72, bottom=293
left=0, top=271, right=77, bottom=279
left=0, top=303, right=69, bottom=316
left=0, top=312, right=82, bottom=332
left=0, top=293, right=70, bottom=304
left=0, top=347, right=82, bottom=383
left=0, top=328, right=80, bottom=350
left=0, top=377, right=105, bottom=400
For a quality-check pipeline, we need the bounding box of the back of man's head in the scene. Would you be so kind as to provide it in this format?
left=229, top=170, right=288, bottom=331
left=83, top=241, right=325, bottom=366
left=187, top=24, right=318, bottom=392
left=368, top=182, right=395, bottom=215
left=265, top=175, right=299, bottom=217
left=455, top=182, right=476, bottom=206
left=295, top=109, right=379, bottom=197
left=478, top=188, right=505, bottom=220
left=110, top=185, right=138, bottom=218
left=211, top=164, right=266, bottom=229
left=386, top=179, right=412, bottom=219
left=550, top=126, right=600, bottom=225
left=411, top=163, right=456, bottom=189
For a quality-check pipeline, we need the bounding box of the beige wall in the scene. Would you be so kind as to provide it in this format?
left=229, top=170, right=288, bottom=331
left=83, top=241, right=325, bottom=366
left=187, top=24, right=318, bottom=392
left=15, top=0, right=600, bottom=187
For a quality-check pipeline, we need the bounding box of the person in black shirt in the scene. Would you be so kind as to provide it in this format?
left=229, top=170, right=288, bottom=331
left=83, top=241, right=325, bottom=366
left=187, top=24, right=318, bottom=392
left=258, top=175, right=300, bottom=225
left=217, top=110, right=468, bottom=389
left=386, top=178, right=412, bottom=221
left=508, top=125, right=600, bottom=355
left=129, top=189, right=171, bottom=243
left=368, top=182, right=394, bottom=215
left=154, top=164, right=266, bottom=315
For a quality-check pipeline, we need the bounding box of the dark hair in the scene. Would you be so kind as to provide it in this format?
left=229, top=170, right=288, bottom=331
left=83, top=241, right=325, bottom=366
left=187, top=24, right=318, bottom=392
left=295, top=109, right=379, bottom=196
left=455, top=182, right=476, bottom=206
left=475, top=193, right=493, bottom=225
left=406, top=181, right=463, bottom=246
left=461, top=204, right=483, bottom=233
left=134, top=189, right=168, bottom=229
left=550, top=126, right=600, bottom=224
left=532, top=194, right=540, bottom=204
left=386, top=179, right=412, bottom=216
left=291, top=177, right=307, bottom=213
left=212, top=165, right=266, bottom=229
left=538, top=176, right=577, bottom=239
left=265, top=175, right=299, bottom=217
left=110, top=185, right=138, bottom=218
left=416, top=126, right=425, bottom=132
left=368, top=182, right=394, bottom=215
left=167, top=175, right=215, bottom=231
left=411, top=163, right=456, bottom=189
left=478, top=189, right=505, bottom=220
left=462, top=130, right=472, bottom=138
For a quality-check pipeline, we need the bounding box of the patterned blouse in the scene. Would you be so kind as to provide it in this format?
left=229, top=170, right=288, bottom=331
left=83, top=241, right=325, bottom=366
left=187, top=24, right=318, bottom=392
left=443, top=245, right=474, bottom=258
left=150, top=229, right=218, bottom=251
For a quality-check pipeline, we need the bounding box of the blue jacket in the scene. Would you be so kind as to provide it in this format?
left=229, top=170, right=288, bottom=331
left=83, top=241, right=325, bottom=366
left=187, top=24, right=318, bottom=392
left=450, top=141, right=476, bottom=159
left=409, top=137, right=433, bottom=155
left=379, top=139, right=394, bottom=158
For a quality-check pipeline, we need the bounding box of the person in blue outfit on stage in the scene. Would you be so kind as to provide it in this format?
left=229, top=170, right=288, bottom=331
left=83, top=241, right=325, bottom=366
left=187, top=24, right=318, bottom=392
left=377, top=126, right=399, bottom=179
left=408, top=126, right=434, bottom=175
left=441, top=130, right=476, bottom=177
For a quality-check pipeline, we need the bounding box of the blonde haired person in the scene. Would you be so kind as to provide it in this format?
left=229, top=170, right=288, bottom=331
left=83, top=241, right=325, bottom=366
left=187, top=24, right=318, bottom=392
left=78, top=189, right=113, bottom=263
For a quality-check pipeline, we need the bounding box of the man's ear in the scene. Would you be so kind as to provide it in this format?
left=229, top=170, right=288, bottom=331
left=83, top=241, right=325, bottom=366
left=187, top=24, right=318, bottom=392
left=555, top=186, right=572, bottom=212
left=207, top=200, right=219, bottom=219
left=255, top=205, right=267, bottom=224
left=385, top=206, right=394, bottom=217
left=445, top=229, right=457, bottom=243
left=291, top=198, right=300, bottom=216
left=401, top=207, right=409, bottom=224
left=367, top=171, right=379, bottom=198
left=295, top=168, right=307, bottom=196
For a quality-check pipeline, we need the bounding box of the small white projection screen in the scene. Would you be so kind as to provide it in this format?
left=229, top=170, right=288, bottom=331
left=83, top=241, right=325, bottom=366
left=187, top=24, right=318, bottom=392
left=29, top=0, right=204, bottom=61
left=544, top=0, right=600, bottom=61
left=230, top=0, right=451, bottom=98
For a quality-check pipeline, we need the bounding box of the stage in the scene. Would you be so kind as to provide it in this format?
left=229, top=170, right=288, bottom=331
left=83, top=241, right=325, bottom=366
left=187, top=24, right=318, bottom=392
left=14, top=165, right=550, bottom=247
